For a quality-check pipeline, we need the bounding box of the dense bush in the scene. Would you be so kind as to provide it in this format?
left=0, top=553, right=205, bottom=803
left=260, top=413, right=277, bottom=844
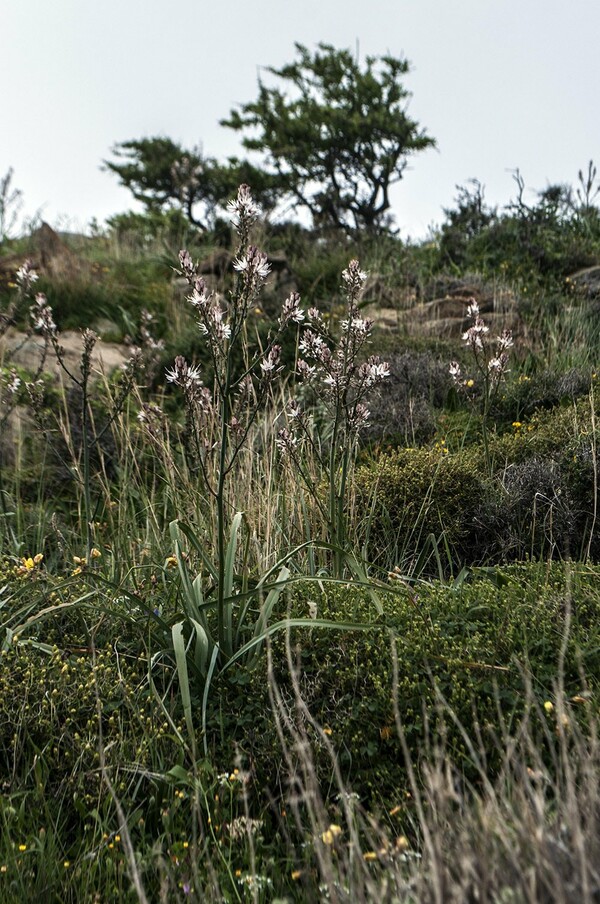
left=234, top=563, right=600, bottom=807
left=353, top=446, right=485, bottom=569
left=356, top=394, right=599, bottom=569
left=364, top=349, right=452, bottom=446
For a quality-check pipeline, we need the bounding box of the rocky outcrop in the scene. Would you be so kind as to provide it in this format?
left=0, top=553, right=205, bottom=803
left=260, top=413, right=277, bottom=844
left=567, top=266, right=600, bottom=299
left=0, top=328, right=129, bottom=381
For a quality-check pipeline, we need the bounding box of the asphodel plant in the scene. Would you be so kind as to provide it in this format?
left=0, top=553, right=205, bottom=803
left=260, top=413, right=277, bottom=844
left=162, top=186, right=391, bottom=743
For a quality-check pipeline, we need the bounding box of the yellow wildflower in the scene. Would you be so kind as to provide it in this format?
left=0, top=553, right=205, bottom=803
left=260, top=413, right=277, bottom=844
left=321, top=824, right=342, bottom=845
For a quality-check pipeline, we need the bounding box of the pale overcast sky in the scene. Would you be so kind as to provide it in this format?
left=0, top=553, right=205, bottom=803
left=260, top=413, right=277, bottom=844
left=2, top=0, right=599, bottom=238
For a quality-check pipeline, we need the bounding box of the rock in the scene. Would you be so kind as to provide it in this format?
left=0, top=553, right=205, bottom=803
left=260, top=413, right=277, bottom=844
left=0, top=222, right=83, bottom=286
left=567, top=266, right=600, bottom=299
left=0, top=328, right=130, bottom=382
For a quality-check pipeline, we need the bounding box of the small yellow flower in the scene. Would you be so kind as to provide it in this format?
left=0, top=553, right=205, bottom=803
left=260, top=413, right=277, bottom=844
left=182, top=841, right=189, bottom=849
left=323, top=727, right=333, bottom=736
left=363, top=851, right=378, bottom=861
left=18, top=845, right=26, bottom=852
left=71, top=567, right=82, bottom=576
left=395, top=835, right=409, bottom=851
left=114, top=835, right=120, bottom=842
left=544, top=700, right=554, bottom=713
left=0, top=865, right=7, bottom=872
left=321, top=824, right=342, bottom=845
left=512, top=422, right=522, bottom=429
left=22, top=557, right=35, bottom=571
left=466, top=379, right=474, bottom=388
left=63, top=860, right=70, bottom=868
left=90, top=547, right=101, bottom=559
left=291, top=869, right=302, bottom=880
left=389, top=805, right=401, bottom=816
left=235, top=869, right=242, bottom=877
left=165, top=556, right=178, bottom=568
left=33, top=553, right=44, bottom=564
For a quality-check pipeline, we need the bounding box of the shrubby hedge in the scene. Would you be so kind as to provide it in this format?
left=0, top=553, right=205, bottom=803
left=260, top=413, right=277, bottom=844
left=228, top=562, right=600, bottom=807
left=354, top=394, right=600, bottom=569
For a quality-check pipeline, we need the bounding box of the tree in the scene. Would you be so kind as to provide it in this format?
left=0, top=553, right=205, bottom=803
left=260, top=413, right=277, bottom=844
left=221, top=42, right=435, bottom=235
left=104, top=137, right=283, bottom=230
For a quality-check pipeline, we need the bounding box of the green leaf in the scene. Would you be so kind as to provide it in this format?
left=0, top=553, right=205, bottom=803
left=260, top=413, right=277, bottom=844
left=172, top=621, right=195, bottom=748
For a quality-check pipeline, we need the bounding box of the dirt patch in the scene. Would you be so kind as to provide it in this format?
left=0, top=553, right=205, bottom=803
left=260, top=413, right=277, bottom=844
left=0, top=328, right=129, bottom=381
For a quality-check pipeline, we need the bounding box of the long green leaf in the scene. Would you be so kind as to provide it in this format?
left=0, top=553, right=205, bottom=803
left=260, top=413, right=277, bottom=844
left=225, top=617, right=382, bottom=670
left=224, top=513, right=244, bottom=600
left=246, top=565, right=291, bottom=669
left=202, top=645, right=220, bottom=758
left=170, top=520, right=218, bottom=583
left=171, top=621, right=195, bottom=747
left=223, top=513, right=244, bottom=649
left=189, top=618, right=212, bottom=678
left=344, top=553, right=383, bottom=615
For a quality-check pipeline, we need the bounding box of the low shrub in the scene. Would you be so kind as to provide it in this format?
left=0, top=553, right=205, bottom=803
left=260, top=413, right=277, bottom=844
left=353, top=446, right=485, bottom=570
left=230, top=562, right=600, bottom=808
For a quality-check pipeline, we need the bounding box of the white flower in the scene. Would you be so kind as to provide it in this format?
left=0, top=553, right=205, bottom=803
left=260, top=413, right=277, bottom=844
left=260, top=345, right=281, bottom=377
left=497, top=329, right=514, bottom=351
left=5, top=370, right=21, bottom=394
left=15, top=260, right=39, bottom=289
left=199, top=305, right=231, bottom=342
left=466, top=299, right=480, bottom=319
left=276, top=428, right=298, bottom=457
left=299, top=330, right=328, bottom=360
left=279, top=292, right=304, bottom=326
left=227, top=184, right=259, bottom=227
left=341, top=316, right=371, bottom=336
left=233, top=246, right=271, bottom=281
left=165, top=356, right=203, bottom=389
left=342, top=259, right=368, bottom=289
left=297, top=359, right=317, bottom=381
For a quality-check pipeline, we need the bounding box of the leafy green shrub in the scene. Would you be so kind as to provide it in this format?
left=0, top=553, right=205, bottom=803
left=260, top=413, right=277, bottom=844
left=34, top=258, right=171, bottom=335
left=0, top=639, right=179, bottom=800
left=355, top=395, right=599, bottom=568
left=494, top=368, right=595, bottom=421
left=353, top=446, right=485, bottom=569
left=234, top=563, right=600, bottom=807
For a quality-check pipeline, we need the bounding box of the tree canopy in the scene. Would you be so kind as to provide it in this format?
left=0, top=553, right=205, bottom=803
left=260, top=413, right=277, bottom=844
left=104, top=137, right=282, bottom=231
left=221, top=43, right=435, bottom=235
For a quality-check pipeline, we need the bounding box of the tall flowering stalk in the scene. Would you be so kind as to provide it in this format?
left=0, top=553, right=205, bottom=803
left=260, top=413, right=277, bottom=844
left=1, top=260, right=144, bottom=554
left=449, top=298, right=513, bottom=467
left=278, top=260, right=390, bottom=575
left=170, top=184, right=301, bottom=656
